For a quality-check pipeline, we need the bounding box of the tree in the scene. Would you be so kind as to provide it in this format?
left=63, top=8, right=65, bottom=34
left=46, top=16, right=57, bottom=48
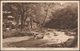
left=3, top=3, right=56, bottom=32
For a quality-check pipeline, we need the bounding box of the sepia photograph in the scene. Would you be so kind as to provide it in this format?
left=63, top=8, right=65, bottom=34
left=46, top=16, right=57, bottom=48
left=1, top=1, right=79, bottom=50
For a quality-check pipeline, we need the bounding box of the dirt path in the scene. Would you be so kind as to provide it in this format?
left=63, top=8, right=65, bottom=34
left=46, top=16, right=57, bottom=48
left=3, top=36, right=33, bottom=43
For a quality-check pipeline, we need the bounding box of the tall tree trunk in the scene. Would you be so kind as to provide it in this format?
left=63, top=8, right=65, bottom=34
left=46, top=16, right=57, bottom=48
left=20, top=8, right=25, bottom=32
left=30, top=17, right=33, bottom=29
left=40, top=5, right=49, bottom=31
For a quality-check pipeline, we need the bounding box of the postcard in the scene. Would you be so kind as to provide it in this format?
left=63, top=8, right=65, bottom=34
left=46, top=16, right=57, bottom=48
left=0, top=0, right=79, bottom=50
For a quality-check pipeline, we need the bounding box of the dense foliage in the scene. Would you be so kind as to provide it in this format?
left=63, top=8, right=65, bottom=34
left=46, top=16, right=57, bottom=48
left=44, top=4, right=78, bottom=30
